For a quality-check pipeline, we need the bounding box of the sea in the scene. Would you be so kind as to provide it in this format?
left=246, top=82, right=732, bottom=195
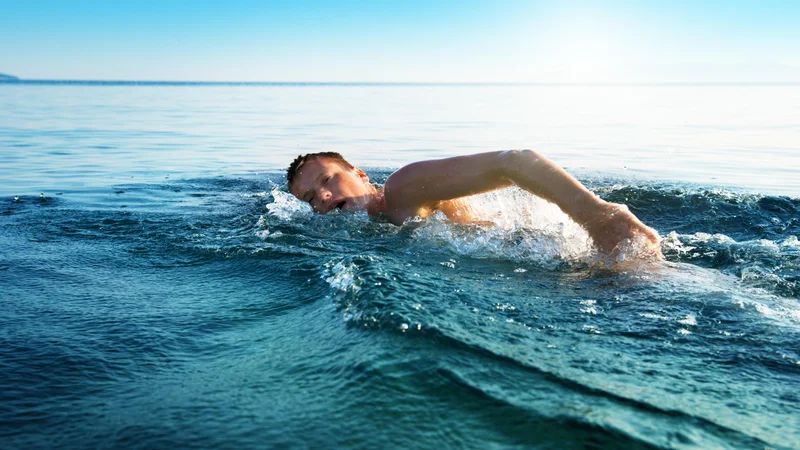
left=1, top=81, right=799, bottom=449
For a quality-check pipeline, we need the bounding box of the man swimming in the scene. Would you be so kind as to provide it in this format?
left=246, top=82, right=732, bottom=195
left=287, top=150, right=661, bottom=256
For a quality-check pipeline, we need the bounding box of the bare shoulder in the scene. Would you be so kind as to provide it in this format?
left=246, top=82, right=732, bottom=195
left=382, top=153, right=509, bottom=224
left=382, top=162, right=431, bottom=225
left=384, top=160, right=427, bottom=193
left=384, top=167, right=477, bottom=225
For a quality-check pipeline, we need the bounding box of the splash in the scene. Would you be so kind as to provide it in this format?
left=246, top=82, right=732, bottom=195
left=264, top=186, right=663, bottom=267
left=324, top=259, right=361, bottom=294
left=266, top=189, right=313, bottom=221
left=407, top=187, right=595, bottom=266
left=662, top=231, right=800, bottom=299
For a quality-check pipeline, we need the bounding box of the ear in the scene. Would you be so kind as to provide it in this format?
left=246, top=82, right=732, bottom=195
left=354, top=167, right=370, bottom=183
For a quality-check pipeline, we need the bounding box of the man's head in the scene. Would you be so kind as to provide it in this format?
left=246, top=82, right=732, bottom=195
left=287, top=152, right=375, bottom=214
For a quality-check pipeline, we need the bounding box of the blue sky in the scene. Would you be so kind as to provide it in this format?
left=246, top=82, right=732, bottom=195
left=1, top=0, right=798, bottom=82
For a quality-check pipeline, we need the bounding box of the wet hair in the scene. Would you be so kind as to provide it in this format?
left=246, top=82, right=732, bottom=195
left=286, top=152, right=353, bottom=187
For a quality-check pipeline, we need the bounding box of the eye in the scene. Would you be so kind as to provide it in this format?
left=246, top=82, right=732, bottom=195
left=323, top=175, right=331, bottom=184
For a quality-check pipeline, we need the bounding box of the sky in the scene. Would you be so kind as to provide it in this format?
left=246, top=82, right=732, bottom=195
left=1, top=0, right=799, bottom=82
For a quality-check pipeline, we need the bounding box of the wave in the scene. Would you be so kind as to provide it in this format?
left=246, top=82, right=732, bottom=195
left=312, top=249, right=798, bottom=448
left=3, top=175, right=799, bottom=448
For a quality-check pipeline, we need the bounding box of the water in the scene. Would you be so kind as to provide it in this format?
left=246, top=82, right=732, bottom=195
left=1, top=82, right=799, bottom=449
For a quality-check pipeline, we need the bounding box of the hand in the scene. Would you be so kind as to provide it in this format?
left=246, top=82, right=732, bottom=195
left=583, top=202, right=662, bottom=258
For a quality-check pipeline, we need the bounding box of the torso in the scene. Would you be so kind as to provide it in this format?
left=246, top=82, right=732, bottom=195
left=430, top=198, right=476, bottom=223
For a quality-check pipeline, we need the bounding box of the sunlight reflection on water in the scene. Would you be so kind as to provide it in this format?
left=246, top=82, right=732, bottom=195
left=1, top=83, right=799, bottom=197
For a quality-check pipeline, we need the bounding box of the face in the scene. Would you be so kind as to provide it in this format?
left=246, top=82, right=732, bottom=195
left=289, top=157, right=373, bottom=214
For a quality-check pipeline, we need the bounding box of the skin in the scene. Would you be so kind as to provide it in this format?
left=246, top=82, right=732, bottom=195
left=289, top=150, right=661, bottom=256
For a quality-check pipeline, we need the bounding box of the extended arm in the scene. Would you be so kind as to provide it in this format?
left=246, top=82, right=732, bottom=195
left=384, top=150, right=660, bottom=254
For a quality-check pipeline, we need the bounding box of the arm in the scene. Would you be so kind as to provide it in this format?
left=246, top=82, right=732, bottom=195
left=384, top=150, right=660, bottom=254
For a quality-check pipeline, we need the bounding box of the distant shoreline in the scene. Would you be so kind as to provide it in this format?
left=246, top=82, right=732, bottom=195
left=1, top=79, right=799, bottom=87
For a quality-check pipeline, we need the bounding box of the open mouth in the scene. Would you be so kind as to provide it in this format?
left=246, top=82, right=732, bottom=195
left=335, top=201, right=346, bottom=210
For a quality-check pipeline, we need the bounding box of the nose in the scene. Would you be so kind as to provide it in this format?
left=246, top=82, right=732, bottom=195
left=313, top=188, right=332, bottom=212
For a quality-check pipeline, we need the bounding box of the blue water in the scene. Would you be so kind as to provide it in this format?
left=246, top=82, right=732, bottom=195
left=1, top=81, right=799, bottom=449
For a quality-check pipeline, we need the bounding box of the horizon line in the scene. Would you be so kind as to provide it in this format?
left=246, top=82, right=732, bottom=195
left=2, top=78, right=800, bottom=87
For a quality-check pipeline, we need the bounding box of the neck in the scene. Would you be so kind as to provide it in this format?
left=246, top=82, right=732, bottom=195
left=365, top=186, right=387, bottom=216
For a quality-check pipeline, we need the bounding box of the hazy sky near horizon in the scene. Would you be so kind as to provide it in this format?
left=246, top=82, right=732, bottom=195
left=1, top=0, right=799, bottom=82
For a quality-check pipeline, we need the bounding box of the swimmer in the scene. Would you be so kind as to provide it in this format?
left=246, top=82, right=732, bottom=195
left=287, top=150, right=661, bottom=256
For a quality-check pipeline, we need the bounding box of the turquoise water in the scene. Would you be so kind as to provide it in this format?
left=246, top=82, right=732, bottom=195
left=1, top=82, right=799, bottom=449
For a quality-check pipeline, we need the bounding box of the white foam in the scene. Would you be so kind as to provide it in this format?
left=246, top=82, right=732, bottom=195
left=583, top=324, right=601, bottom=334
left=324, top=259, right=361, bottom=293
left=267, top=189, right=313, bottom=221
left=677, top=314, right=697, bottom=326
left=255, top=215, right=268, bottom=227
left=640, top=313, right=671, bottom=321
left=672, top=263, right=800, bottom=325
left=408, top=187, right=595, bottom=266
left=494, top=303, right=517, bottom=312
left=580, top=299, right=598, bottom=315
left=780, top=235, right=799, bottom=249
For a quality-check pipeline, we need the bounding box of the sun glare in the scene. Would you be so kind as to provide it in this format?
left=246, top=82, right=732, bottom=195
left=558, top=33, right=626, bottom=82
left=532, top=10, right=636, bottom=83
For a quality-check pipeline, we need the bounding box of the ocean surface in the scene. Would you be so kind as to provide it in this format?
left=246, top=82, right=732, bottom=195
left=1, top=81, right=799, bottom=449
